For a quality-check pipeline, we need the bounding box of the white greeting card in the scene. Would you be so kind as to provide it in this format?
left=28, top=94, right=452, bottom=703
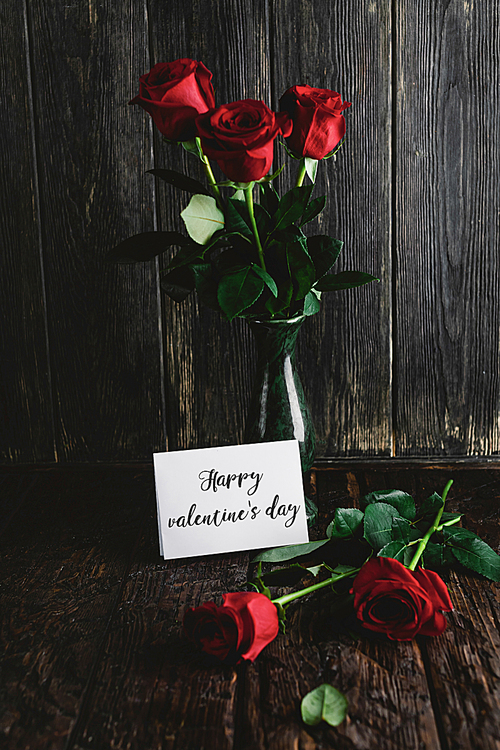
left=153, top=440, right=309, bottom=560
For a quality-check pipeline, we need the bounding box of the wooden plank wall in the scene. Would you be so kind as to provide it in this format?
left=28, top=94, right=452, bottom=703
left=0, top=0, right=498, bottom=463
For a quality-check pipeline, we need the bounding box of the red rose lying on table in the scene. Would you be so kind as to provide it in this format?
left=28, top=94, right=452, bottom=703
left=351, top=557, right=453, bottom=641
left=183, top=591, right=279, bottom=662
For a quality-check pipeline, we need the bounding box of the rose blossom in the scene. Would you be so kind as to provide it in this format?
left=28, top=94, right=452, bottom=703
left=195, top=99, right=292, bottom=182
left=183, top=591, right=279, bottom=662
left=129, top=59, right=215, bottom=141
left=351, top=557, right=453, bottom=641
left=279, top=84, right=351, bottom=160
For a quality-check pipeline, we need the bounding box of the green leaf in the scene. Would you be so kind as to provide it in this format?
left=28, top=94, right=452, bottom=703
left=265, top=277, right=294, bottom=316
left=363, top=502, right=408, bottom=553
left=191, top=263, right=221, bottom=311
left=419, top=492, right=444, bottom=518
left=304, top=157, right=319, bottom=184
left=306, top=236, right=343, bottom=279
left=300, top=195, right=326, bottom=227
left=225, top=197, right=270, bottom=240
left=160, top=265, right=195, bottom=302
left=259, top=182, right=280, bottom=216
left=251, top=538, right=330, bottom=563
left=274, top=185, right=313, bottom=231
left=106, top=231, right=193, bottom=263
left=301, top=684, right=348, bottom=727
left=391, top=516, right=412, bottom=542
left=326, top=508, right=364, bottom=540
left=443, top=527, right=500, bottom=581
left=181, top=137, right=205, bottom=161
left=423, top=541, right=455, bottom=569
left=364, top=489, right=416, bottom=522
left=302, top=289, right=322, bottom=316
left=217, top=267, right=265, bottom=320
left=286, top=240, right=316, bottom=300
left=147, top=168, right=210, bottom=195
left=256, top=164, right=286, bottom=183
left=181, top=195, right=225, bottom=245
left=251, top=264, right=278, bottom=297
left=377, top=540, right=409, bottom=563
left=315, top=271, right=379, bottom=292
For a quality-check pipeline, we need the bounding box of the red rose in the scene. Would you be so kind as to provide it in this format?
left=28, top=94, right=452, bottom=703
left=183, top=591, right=279, bottom=662
left=279, top=84, right=351, bottom=160
left=195, top=99, right=292, bottom=182
left=129, top=59, right=215, bottom=141
left=351, top=557, right=453, bottom=641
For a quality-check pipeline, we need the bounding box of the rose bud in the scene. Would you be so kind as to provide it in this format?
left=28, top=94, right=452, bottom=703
left=351, top=557, right=453, bottom=641
left=129, top=59, right=215, bottom=141
left=183, top=591, right=279, bottom=662
left=279, top=84, right=351, bottom=160
left=195, top=99, right=292, bottom=182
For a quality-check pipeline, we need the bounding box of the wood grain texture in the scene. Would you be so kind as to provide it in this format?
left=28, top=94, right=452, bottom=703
left=271, top=0, right=393, bottom=457
left=0, top=2, right=55, bottom=463
left=424, top=570, right=500, bottom=750
left=0, top=467, right=151, bottom=749
left=395, top=0, right=500, bottom=455
left=70, top=519, right=250, bottom=750
left=25, top=0, right=166, bottom=461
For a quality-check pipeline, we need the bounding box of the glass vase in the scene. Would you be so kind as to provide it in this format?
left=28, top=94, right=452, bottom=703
left=243, top=314, right=316, bottom=476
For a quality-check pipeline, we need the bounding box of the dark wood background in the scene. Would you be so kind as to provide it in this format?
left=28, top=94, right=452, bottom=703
left=1, top=0, right=499, bottom=464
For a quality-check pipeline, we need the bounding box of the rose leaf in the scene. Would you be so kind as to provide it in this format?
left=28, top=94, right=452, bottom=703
left=363, top=502, right=407, bottom=552
left=301, top=684, right=348, bottom=727
left=217, top=267, right=265, bottom=320
left=106, top=231, right=193, bottom=263
left=377, top=540, right=408, bottom=563
left=306, top=235, right=343, bottom=280
left=146, top=168, right=211, bottom=195
left=251, top=264, right=278, bottom=297
left=326, top=508, right=364, bottom=540
left=418, top=492, right=444, bottom=518
left=302, top=289, right=322, bottom=316
left=191, top=263, right=221, bottom=312
left=273, top=185, right=313, bottom=231
left=443, top=527, right=500, bottom=581
left=251, top=538, right=330, bottom=563
left=300, top=195, right=326, bottom=227
left=315, top=270, right=379, bottom=292
left=160, top=266, right=195, bottom=302
left=180, top=195, right=225, bottom=245
left=364, top=489, right=416, bottom=521
left=423, top=541, right=456, bottom=569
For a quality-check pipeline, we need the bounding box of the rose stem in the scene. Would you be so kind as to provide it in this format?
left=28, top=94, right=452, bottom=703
left=295, top=158, right=307, bottom=188
left=200, top=156, right=224, bottom=209
left=407, top=479, right=454, bottom=571
left=244, top=184, right=266, bottom=271
left=272, top=567, right=361, bottom=608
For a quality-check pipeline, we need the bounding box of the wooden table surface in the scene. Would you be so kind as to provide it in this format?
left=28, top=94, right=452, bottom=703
left=1, top=462, right=500, bottom=750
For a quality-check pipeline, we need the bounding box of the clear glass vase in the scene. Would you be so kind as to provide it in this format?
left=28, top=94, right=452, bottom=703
left=243, top=314, right=316, bottom=473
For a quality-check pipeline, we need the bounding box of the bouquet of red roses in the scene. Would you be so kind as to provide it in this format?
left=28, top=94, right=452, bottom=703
left=108, top=58, right=377, bottom=320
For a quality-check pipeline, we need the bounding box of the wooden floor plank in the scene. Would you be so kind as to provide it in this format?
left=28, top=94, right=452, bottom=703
left=424, top=571, right=500, bottom=750
left=0, top=468, right=151, bottom=749
left=70, top=509, right=250, bottom=750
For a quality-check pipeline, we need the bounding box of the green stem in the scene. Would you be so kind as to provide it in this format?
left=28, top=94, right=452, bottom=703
left=272, top=567, right=361, bottom=608
left=295, top=158, right=307, bottom=188
left=244, top=184, right=266, bottom=271
left=200, top=155, right=223, bottom=210
left=408, top=480, right=453, bottom=571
